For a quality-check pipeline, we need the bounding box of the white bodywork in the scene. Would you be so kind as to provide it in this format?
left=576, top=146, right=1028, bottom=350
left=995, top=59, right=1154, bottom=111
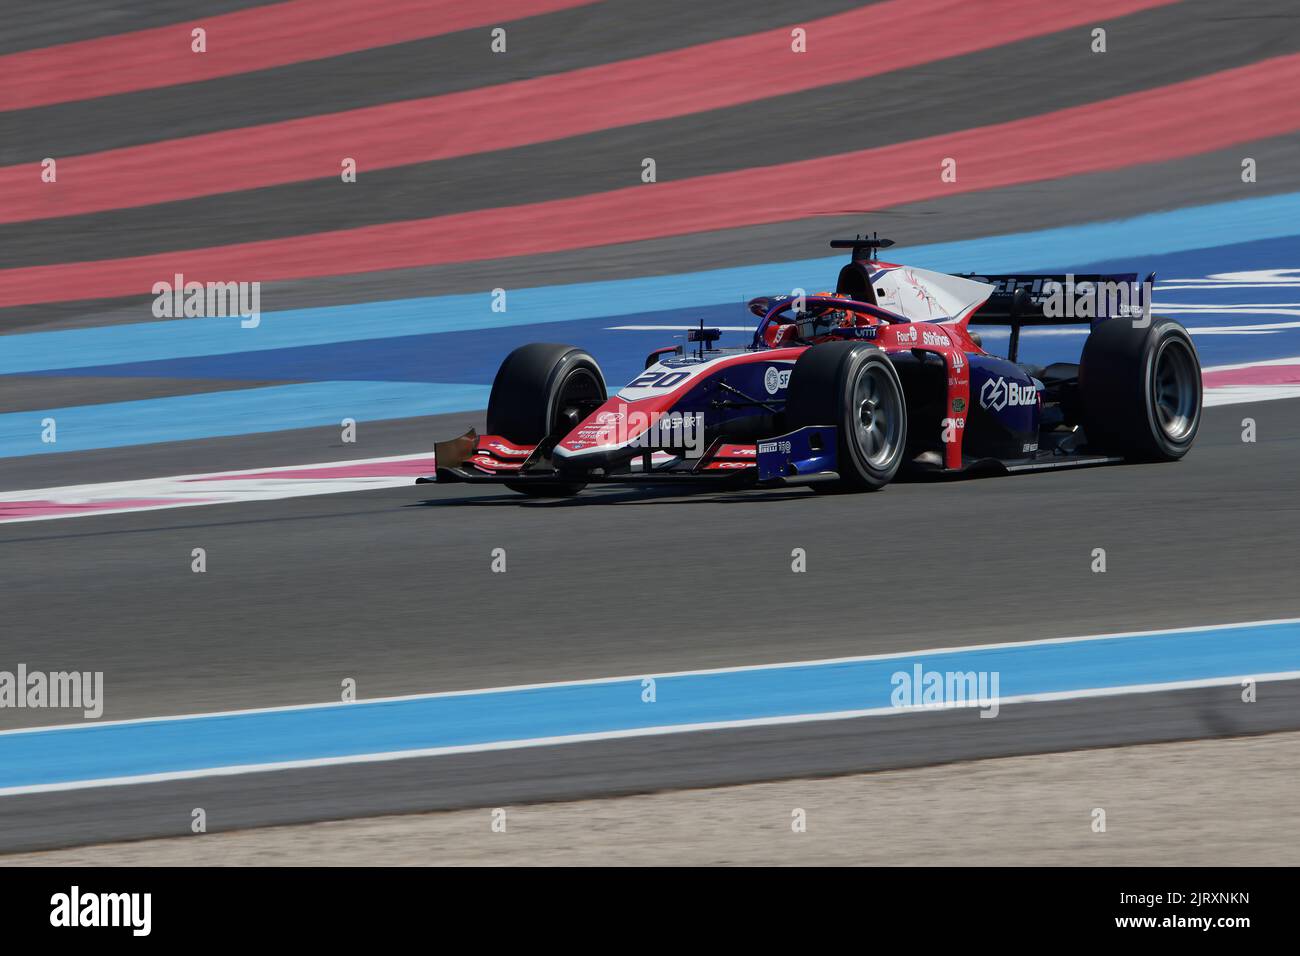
left=869, top=263, right=994, bottom=323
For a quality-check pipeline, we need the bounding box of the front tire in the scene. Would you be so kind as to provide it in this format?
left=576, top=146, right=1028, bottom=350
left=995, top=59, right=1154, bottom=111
left=486, top=343, right=606, bottom=497
left=785, top=341, right=908, bottom=492
left=1080, top=317, right=1201, bottom=461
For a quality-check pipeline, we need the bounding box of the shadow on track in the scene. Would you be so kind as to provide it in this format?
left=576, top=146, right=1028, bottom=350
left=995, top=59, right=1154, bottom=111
left=409, top=486, right=816, bottom=508
left=408, top=462, right=1014, bottom=508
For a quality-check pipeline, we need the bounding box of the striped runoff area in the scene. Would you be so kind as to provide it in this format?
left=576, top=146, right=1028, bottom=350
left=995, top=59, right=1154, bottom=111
left=0, top=452, right=440, bottom=523
left=3, top=0, right=1300, bottom=467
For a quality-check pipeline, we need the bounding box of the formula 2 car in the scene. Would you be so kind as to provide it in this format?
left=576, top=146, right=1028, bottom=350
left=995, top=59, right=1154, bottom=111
left=423, top=236, right=1202, bottom=496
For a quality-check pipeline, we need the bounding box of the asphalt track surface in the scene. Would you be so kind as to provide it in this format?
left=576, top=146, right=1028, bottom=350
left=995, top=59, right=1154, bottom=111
left=0, top=396, right=1296, bottom=723
left=0, top=392, right=1294, bottom=723
left=1, top=396, right=1298, bottom=851
left=2, top=0, right=1299, bottom=852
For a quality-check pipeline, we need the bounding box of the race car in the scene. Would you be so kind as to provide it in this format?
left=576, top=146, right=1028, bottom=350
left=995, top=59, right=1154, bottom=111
left=422, top=236, right=1202, bottom=496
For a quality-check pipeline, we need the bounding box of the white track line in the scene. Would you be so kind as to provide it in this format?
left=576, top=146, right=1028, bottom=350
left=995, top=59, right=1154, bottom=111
left=0, top=451, right=438, bottom=524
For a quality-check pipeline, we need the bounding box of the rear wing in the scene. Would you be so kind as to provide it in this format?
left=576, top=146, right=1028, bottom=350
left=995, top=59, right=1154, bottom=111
left=955, top=272, right=1155, bottom=361
left=957, top=272, right=1153, bottom=324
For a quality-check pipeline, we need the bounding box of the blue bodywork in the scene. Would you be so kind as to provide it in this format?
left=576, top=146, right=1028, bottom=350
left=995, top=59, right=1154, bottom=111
left=757, top=427, right=838, bottom=481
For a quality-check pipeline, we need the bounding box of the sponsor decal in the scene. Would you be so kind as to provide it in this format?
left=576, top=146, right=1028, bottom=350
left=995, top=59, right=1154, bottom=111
left=758, top=440, right=792, bottom=455
left=620, top=352, right=796, bottom=401
left=952, top=398, right=966, bottom=413
left=921, top=329, right=951, bottom=347
left=901, top=269, right=946, bottom=318
left=716, top=444, right=757, bottom=458
left=468, top=454, right=523, bottom=470
left=895, top=326, right=918, bottom=345
left=979, top=377, right=1036, bottom=412
left=485, top=440, right=530, bottom=457
left=564, top=405, right=706, bottom=458
left=1023, top=442, right=1039, bottom=453
left=966, top=275, right=1052, bottom=296
left=624, top=368, right=696, bottom=391
left=636, top=411, right=705, bottom=455
left=763, top=366, right=791, bottom=395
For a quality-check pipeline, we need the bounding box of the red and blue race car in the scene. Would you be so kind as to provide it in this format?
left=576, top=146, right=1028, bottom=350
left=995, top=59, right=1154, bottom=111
left=424, top=236, right=1203, bottom=496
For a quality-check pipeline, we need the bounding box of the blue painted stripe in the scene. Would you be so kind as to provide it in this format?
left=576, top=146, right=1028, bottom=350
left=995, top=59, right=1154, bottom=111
left=3, top=192, right=1300, bottom=376
left=2, top=621, right=1297, bottom=790
left=0, top=382, right=490, bottom=458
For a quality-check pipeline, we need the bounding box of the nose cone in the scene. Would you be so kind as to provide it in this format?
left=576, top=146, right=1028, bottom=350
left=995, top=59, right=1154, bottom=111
left=552, top=397, right=659, bottom=468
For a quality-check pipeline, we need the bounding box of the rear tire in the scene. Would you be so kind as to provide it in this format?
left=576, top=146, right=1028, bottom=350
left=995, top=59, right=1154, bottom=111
left=486, top=343, right=606, bottom=497
left=1080, top=317, right=1201, bottom=461
left=786, top=341, right=907, bottom=492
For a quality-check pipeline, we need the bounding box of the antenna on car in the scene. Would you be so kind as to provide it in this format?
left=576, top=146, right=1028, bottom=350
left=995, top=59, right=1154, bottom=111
left=829, top=232, right=895, bottom=261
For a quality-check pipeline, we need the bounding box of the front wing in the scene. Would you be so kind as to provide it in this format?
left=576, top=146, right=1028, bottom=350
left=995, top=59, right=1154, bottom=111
left=418, top=427, right=1124, bottom=490
left=418, top=428, right=841, bottom=488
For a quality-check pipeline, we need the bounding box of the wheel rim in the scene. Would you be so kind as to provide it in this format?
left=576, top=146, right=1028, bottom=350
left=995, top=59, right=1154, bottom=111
left=552, top=367, right=604, bottom=431
left=852, top=363, right=902, bottom=468
left=1151, top=337, right=1198, bottom=442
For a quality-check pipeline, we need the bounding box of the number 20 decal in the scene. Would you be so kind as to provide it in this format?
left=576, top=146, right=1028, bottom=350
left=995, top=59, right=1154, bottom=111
left=627, top=370, right=692, bottom=389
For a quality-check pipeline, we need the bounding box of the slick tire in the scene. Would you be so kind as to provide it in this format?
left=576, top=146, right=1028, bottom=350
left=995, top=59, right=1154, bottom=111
left=1080, top=317, right=1201, bottom=461
left=786, top=341, right=907, bottom=492
left=487, top=343, right=606, bottom=497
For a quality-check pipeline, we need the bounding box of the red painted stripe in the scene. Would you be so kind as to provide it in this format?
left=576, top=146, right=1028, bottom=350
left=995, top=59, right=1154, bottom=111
left=0, top=0, right=595, bottom=113
left=3, top=54, right=1299, bottom=308
left=1204, top=363, right=1300, bottom=387
left=190, top=458, right=438, bottom=481
left=0, top=0, right=1173, bottom=223
left=0, top=498, right=219, bottom=519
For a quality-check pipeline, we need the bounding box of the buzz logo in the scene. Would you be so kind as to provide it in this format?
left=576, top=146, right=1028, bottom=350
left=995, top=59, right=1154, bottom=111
left=979, top=376, right=1036, bottom=412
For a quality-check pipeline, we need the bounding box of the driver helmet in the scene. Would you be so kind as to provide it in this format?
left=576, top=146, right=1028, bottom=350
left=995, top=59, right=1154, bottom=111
left=794, top=292, right=851, bottom=342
